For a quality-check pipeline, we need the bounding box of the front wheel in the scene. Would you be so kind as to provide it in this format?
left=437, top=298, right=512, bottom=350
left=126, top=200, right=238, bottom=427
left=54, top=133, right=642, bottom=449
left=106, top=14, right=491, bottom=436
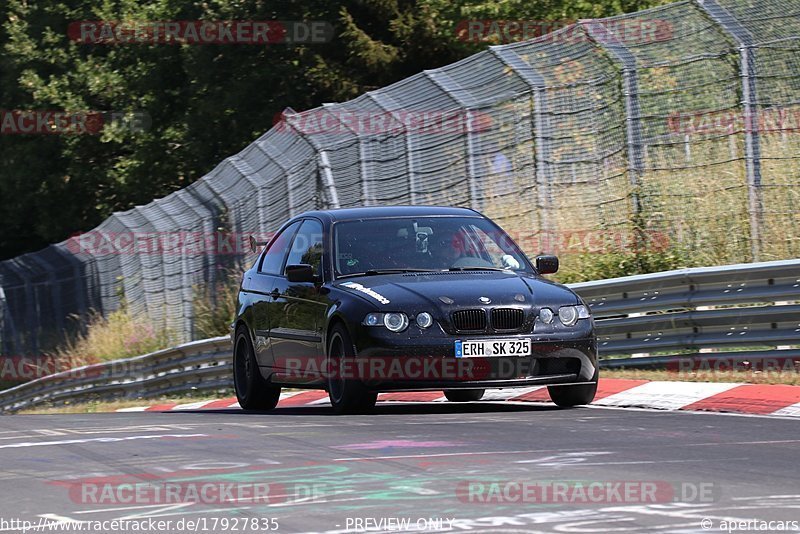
left=327, top=325, right=377, bottom=415
left=547, top=371, right=598, bottom=407
left=443, top=389, right=485, bottom=402
left=233, top=327, right=281, bottom=411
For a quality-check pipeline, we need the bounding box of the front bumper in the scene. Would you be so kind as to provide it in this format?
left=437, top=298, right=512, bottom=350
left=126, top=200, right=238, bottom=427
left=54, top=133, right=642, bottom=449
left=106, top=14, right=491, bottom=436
left=351, top=323, right=597, bottom=391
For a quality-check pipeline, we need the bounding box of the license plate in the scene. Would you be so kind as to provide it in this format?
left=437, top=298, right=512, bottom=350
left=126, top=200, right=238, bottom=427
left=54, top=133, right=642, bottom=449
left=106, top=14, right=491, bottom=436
left=455, top=339, right=531, bottom=358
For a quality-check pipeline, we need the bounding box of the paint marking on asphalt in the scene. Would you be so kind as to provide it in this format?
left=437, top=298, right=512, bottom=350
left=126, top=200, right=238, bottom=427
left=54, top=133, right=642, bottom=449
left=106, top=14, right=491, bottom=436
left=483, top=387, right=543, bottom=401
left=332, top=448, right=573, bottom=462
left=683, top=439, right=800, bottom=447
left=0, top=433, right=209, bottom=449
left=33, top=429, right=68, bottom=436
left=172, top=400, right=216, bottom=410
left=72, top=503, right=186, bottom=514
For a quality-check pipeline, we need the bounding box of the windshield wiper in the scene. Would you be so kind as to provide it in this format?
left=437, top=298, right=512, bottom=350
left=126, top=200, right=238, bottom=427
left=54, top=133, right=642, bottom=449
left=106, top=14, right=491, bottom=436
left=337, top=269, right=437, bottom=279
left=448, top=266, right=508, bottom=272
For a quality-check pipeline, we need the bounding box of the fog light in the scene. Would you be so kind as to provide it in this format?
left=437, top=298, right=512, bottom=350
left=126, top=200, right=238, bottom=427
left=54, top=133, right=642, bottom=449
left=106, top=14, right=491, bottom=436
left=384, top=312, right=409, bottom=332
left=364, top=313, right=382, bottom=326
left=416, top=312, right=433, bottom=328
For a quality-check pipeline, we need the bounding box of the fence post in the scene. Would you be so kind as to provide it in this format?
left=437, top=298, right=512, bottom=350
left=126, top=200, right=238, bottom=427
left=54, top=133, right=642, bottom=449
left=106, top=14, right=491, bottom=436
left=580, top=21, right=645, bottom=225
left=282, top=116, right=341, bottom=210
left=321, top=103, right=369, bottom=205
left=27, top=254, right=64, bottom=339
left=5, top=263, right=38, bottom=355
left=366, top=92, right=418, bottom=204
left=488, top=46, right=553, bottom=243
left=0, top=286, right=6, bottom=355
left=317, top=151, right=341, bottom=209
left=423, top=70, right=483, bottom=210
left=695, top=0, right=763, bottom=262
left=282, top=117, right=339, bottom=211
left=257, top=136, right=296, bottom=218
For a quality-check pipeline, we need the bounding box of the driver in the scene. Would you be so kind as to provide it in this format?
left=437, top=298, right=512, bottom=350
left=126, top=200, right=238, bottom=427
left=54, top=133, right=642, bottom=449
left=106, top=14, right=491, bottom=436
left=429, top=231, right=466, bottom=268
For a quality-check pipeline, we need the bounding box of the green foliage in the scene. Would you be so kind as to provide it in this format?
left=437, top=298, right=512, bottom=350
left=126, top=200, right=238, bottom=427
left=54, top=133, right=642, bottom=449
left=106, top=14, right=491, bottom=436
left=555, top=247, right=701, bottom=284
left=0, top=0, right=670, bottom=259
left=0, top=0, right=457, bottom=258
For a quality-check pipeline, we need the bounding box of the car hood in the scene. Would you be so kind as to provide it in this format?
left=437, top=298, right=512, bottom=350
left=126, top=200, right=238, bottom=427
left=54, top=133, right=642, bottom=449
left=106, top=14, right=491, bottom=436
left=333, top=271, right=578, bottom=310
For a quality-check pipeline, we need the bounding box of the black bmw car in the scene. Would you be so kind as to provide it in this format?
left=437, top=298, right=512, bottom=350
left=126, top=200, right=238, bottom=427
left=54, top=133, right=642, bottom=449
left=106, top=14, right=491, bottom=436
left=232, top=206, right=597, bottom=414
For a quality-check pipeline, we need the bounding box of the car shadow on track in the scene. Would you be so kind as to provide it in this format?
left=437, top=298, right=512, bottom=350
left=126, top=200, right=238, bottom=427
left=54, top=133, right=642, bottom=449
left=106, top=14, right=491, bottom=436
left=166, top=401, right=568, bottom=417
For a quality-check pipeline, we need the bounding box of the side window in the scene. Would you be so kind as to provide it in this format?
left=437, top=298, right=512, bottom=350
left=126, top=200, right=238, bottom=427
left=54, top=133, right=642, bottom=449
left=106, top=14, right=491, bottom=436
left=259, top=221, right=301, bottom=274
left=285, top=219, right=324, bottom=276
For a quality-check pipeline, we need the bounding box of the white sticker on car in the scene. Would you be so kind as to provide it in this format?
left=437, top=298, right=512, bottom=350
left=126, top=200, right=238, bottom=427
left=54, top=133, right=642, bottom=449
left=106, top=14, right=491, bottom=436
left=340, top=281, right=391, bottom=305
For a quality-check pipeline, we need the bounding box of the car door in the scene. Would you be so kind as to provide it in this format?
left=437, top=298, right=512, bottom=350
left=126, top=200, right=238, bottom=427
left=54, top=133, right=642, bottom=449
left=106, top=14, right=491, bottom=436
left=270, top=218, right=328, bottom=379
left=251, top=220, right=301, bottom=369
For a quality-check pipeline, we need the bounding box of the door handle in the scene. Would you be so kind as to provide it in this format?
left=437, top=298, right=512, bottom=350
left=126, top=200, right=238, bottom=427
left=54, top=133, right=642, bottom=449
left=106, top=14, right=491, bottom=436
left=270, top=288, right=281, bottom=299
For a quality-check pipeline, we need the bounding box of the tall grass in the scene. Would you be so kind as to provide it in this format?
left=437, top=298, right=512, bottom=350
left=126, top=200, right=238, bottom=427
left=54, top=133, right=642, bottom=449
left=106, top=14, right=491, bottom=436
left=52, top=308, right=176, bottom=369
left=193, top=267, right=242, bottom=339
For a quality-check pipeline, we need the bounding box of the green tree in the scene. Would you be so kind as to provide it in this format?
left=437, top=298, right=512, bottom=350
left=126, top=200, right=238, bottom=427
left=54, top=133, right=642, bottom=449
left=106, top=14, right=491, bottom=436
left=0, top=0, right=669, bottom=259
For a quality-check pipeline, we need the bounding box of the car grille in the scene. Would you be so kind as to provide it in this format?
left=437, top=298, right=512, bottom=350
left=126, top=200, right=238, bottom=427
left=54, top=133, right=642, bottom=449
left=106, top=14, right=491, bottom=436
left=451, top=309, right=487, bottom=332
left=491, top=308, right=525, bottom=331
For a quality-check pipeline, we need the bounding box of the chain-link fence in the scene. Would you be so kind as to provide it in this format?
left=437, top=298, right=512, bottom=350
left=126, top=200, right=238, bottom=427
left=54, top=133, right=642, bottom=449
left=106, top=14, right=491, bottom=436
left=1, top=0, right=798, bottom=355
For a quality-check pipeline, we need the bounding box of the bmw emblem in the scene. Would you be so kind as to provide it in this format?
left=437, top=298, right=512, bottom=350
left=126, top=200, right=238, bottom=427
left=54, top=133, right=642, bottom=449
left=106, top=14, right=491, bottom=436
left=479, top=296, right=491, bottom=304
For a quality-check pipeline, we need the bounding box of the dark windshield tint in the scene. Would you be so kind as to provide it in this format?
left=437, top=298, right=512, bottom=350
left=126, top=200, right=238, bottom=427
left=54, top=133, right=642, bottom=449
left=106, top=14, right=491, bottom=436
left=333, top=217, right=531, bottom=276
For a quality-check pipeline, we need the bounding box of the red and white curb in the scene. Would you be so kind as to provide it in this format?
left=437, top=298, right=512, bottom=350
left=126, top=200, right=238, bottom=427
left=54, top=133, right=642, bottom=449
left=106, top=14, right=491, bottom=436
left=117, top=379, right=800, bottom=418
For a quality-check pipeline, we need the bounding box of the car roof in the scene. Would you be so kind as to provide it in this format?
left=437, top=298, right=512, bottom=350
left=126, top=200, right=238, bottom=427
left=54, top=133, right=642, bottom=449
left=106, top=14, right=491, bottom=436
left=294, top=205, right=483, bottom=223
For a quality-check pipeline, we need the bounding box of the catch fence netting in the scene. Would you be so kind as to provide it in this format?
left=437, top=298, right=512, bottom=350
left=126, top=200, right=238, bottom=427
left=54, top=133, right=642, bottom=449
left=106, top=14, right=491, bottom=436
left=1, top=0, right=798, bottom=354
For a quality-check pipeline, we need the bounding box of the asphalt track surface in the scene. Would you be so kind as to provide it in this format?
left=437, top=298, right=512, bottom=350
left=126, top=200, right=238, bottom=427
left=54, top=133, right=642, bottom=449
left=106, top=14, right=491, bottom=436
left=0, top=403, right=798, bottom=534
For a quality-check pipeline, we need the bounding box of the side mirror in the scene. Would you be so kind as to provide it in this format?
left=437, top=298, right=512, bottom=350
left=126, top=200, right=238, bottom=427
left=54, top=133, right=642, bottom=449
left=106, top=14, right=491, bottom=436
left=535, top=255, right=559, bottom=275
left=286, top=264, right=317, bottom=283
left=249, top=235, right=269, bottom=253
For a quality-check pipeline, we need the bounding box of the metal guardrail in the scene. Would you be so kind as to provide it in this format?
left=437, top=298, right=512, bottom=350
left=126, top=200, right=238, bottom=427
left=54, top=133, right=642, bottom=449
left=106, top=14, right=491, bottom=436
left=0, top=337, right=232, bottom=414
left=572, top=259, right=800, bottom=356
left=1, top=259, right=798, bottom=413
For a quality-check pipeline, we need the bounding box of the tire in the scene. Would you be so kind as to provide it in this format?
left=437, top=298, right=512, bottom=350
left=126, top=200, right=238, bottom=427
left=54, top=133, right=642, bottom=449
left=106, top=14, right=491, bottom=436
left=326, top=324, right=378, bottom=415
left=443, top=389, right=485, bottom=402
left=547, top=371, right=598, bottom=407
left=233, top=327, right=281, bottom=411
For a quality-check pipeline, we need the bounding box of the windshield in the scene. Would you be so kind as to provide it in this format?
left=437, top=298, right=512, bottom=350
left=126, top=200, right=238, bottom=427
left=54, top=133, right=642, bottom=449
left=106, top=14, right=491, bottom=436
left=333, top=216, right=532, bottom=277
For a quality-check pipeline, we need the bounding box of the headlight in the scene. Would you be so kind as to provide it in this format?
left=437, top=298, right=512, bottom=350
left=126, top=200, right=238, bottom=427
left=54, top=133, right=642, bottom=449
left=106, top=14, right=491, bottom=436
left=538, top=307, right=554, bottom=324
left=558, top=306, right=578, bottom=326
left=383, top=312, right=409, bottom=332
left=558, top=305, right=590, bottom=327
left=416, top=312, right=433, bottom=328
